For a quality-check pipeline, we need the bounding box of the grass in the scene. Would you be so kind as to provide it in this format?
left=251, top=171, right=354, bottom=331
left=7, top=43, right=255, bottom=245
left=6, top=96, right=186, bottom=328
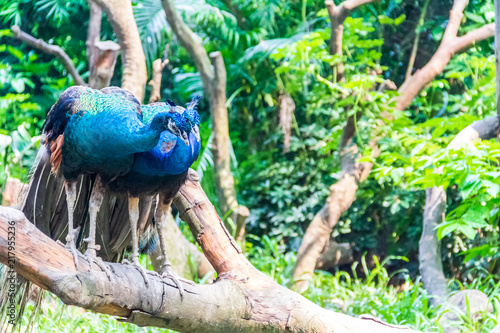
left=4, top=234, right=500, bottom=332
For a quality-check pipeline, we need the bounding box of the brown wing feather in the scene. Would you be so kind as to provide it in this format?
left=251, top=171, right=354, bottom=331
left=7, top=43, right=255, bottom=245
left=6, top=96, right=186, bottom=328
left=49, top=133, right=64, bottom=174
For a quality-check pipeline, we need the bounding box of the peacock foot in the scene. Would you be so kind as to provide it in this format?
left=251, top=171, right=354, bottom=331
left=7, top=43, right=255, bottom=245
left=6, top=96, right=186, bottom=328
left=122, top=256, right=150, bottom=287
left=65, top=233, right=80, bottom=270
left=84, top=245, right=113, bottom=281
left=160, top=262, right=186, bottom=300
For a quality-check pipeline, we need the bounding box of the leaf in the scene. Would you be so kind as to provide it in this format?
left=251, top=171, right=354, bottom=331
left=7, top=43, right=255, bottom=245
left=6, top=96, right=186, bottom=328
left=394, top=14, right=406, bottom=26
left=459, top=224, right=477, bottom=239
left=482, top=179, right=500, bottom=197
left=378, top=15, right=394, bottom=25
left=465, top=12, right=485, bottom=24
left=437, top=221, right=459, bottom=239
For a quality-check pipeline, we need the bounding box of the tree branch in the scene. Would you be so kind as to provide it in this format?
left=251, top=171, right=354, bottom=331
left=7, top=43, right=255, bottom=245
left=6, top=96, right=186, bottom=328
left=454, top=23, right=495, bottom=51
left=11, top=26, right=86, bottom=86
left=85, top=0, right=120, bottom=90
left=161, top=0, right=214, bottom=85
left=148, top=58, right=169, bottom=103
left=405, top=0, right=430, bottom=80
left=86, top=0, right=102, bottom=75
left=292, top=0, right=380, bottom=291
left=325, top=0, right=379, bottom=81
left=397, top=2, right=494, bottom=111
left=0, top=170, right=422, bottom=332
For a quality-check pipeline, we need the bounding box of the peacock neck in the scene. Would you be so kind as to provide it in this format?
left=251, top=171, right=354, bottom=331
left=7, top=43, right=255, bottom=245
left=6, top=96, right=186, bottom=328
left=131, top=113, right=169, bottom=152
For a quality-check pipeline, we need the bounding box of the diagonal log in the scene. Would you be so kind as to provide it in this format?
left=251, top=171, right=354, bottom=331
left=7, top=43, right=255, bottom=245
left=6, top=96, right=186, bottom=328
left=0, top=170, right=421, bottom=333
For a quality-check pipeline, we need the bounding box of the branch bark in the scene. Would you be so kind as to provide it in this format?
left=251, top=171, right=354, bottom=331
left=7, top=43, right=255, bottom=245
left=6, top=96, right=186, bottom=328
left=86, top=0, right=102, bottom=76
left=149, top=204, right=215, bottom=281
left=0, top=170, right=423, bottom=332
left=93, top=0, right=147, bottom=101
left=11, top=26, right=86, bottom=86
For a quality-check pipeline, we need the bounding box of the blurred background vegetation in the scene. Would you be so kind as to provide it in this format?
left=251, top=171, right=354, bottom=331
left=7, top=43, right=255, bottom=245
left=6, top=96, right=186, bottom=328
left=1, top=0, right=500, bottom=331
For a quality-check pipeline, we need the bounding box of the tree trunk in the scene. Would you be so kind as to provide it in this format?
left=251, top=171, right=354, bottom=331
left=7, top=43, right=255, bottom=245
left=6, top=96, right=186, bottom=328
left=419, top=116, right=500, bottom=306
left=161, top=0, right=248, bottom=232
left=93, top=0, right=147, bottom=101
left=0, top=170, right=423, bottom=333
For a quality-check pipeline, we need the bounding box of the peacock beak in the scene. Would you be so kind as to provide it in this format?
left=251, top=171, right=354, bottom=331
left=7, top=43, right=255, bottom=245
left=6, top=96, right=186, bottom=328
left=182, top=132, right=189, bottom=146
left=193, top=125, right=200, bottom=142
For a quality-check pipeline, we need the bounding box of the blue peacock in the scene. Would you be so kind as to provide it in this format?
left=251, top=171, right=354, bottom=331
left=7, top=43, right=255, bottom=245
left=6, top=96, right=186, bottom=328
left=25, top=86, right=201, bottom=297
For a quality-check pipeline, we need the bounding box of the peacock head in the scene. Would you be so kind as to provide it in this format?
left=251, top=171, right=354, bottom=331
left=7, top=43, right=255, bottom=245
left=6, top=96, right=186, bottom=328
left=184, top=95, right=202, bottom=141
left=165, top=111, right=190, bottom=146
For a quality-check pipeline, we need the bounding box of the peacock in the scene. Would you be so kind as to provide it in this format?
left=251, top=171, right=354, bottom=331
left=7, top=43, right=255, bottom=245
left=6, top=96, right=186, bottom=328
left=39, top=86, right=190, bottom=278
left=108, top=96, right=202, bottom=295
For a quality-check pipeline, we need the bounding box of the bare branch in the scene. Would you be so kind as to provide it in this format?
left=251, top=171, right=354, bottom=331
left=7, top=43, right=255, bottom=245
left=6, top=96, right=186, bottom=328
left=454, top=23, right=495, bottom=51
left=405, top=0, right=430, bottom=80
left=161, top=0, right=214, bottom=85
left=148, top=58, right=169, bottom=103
left=293, top=0, right=380, bottom=290
left=86, top=0, right=102, bottom=73
left=161, top=0, right=241, bottom=220
left=11, top=26, right=86, bottom=86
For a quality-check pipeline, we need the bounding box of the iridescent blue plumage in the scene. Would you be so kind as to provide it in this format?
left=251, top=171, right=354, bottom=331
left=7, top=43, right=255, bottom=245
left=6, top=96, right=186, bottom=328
left=108, top=98, right=201, bottom=197
left=44, top=86, right=187, bottom=183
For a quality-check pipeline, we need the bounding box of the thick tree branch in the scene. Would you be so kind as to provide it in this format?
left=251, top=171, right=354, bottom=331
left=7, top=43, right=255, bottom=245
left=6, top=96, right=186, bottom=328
left=86, top=0, right=102, bottom=74
left=161, top=0, right=214, bottom=85
left=293, top=0, right=380, bottom=290
left=454, top=23, right=495, bottom=51
left=0, top=170, right=421, bottom=333
left=11, top=26, right=86, bottom=86
left=93, top=0, right=147, bottom=101
left=85, top=0, right=120, bottom=90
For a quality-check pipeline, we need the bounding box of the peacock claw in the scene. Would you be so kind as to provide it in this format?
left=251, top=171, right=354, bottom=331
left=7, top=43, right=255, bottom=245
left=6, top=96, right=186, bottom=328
left=122, top=256, right=150, bottom=287
left=160, top=263, right=185, bottom=300
left=65, top=234, right=80, bottom=270
left=84, top=247, right=113, bottom=281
